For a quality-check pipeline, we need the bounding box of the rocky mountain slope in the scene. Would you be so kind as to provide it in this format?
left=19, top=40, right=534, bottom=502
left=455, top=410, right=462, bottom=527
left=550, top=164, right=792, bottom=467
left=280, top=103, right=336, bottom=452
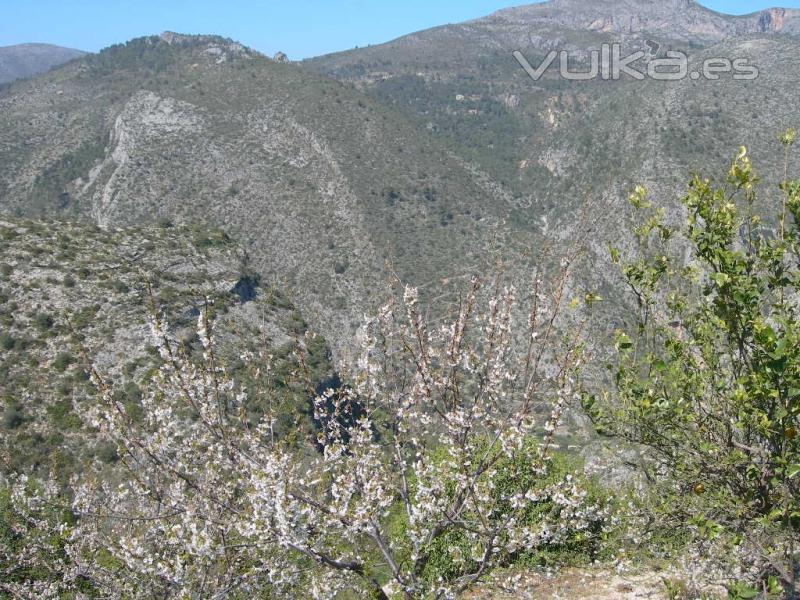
left=0, top=33, right=522, bottom=358
left=307, top=0, right=800, bottom=187
left=0, top=217, right=331, bottom=477
left=0, top=43, right=86, bottom=84
left=480, top=0, right=800, bottom=43
left=307, top=1, right=800, bottom=308
left=308, top=0, right=800, bottom=76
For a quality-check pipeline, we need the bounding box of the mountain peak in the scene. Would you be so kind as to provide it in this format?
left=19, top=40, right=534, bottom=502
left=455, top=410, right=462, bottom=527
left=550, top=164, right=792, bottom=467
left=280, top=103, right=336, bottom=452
left=159, top=31, right=195, bottom=45
left=489, top=0, right=800, bottom=41
left=548, top=0, right=696, bottom=7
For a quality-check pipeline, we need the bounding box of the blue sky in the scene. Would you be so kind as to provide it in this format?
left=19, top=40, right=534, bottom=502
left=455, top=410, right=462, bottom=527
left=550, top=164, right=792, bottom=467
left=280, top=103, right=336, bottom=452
left=2, top=1, right=800, bottom=60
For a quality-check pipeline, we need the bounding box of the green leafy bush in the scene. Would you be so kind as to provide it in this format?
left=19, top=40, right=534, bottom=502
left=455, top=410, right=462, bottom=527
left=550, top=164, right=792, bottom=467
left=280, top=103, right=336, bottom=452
left=2, top=405, right=26, bottom=430
left=584, top=139, right=800, bottom=592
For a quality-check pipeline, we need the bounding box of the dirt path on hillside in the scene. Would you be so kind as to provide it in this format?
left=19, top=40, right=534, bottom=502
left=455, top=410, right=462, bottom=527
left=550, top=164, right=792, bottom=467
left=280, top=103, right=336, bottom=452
left=464, top=566, right=701, bottom=599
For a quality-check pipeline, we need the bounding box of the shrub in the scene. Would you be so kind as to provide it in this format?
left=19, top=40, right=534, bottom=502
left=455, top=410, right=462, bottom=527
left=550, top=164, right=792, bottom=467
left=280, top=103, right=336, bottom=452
left=71, top=305, right=99, bottom=330
left=110, top=280, right=130, bottom=294
left=94, top=442, right=119, bottom=464
left=52, top=352, right=75, bottom=372
left=0, top=478, right=79, bottom=595
left=33, top=264, right=592, bottom=599
left=46, top=399, right=81, bottom=430
left=413, top=449, right=615, bottom=585
left=286, top=310, right=308, bottom=335
left=584, top=141, right=800, bottom=592
left=0, top=334, right=15, bottom=351
left=33, top=312, right=54, bottom=332
left=2, top=405, right=25, bottom=430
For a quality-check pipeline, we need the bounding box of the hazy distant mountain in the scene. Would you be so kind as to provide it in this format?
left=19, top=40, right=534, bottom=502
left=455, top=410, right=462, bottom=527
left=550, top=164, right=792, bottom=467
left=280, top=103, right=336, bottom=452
left=308, top=0, right=800, bottom=73
left=0, top=43, right=86, bottom=84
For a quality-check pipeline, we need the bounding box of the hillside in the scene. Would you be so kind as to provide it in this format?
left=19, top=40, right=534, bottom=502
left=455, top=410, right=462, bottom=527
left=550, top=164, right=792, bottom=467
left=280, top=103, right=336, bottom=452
left=4, top=8, right=800, bottom=366
left=306, top=1, right=800, bottom=198
left=308, top=0, right=800, bottom=76
left=474, top=0, right=800, bottom=44
left=0, top=217, right=331, bottom=478
left=0, top=43, right=86, bottom=84
left=0, top=33, right=530, bottom=359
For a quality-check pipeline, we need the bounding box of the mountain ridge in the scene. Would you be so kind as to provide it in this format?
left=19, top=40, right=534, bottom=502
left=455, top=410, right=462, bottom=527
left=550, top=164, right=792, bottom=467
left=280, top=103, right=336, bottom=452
left=5, top=5, right=800, bottom=360
left=483, top=0, right=800, bottom=40
left=305, top=0, right=800, bottom=76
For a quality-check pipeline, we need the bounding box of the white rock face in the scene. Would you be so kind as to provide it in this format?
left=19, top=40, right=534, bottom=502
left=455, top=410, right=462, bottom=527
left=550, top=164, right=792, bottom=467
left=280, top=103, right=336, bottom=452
left=91, top=92, right=204, bottom=227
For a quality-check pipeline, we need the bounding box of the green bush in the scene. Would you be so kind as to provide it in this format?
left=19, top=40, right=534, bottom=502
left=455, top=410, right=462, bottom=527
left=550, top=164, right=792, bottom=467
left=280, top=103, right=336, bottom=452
left=46, top=399, right=82, bottom=431
left=0, top=333, right=15, bottom=351
left=286, top=311, right=307, bottom=335
left=52, top=352, right=75, bottom=372
left=95, top=441, right=120, bottom=464
left=71, top=305, right=100, bottom=330
left=584, top=140, right=800, bottom=591
left=33, top=312, right=55, bottom=332
left=111, top=280, right=130, bottom=294
left=2, top=405, right=26, bottom=430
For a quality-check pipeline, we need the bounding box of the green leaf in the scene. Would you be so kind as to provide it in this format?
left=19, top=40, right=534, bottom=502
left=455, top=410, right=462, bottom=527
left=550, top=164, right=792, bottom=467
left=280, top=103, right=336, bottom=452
left=727, top=582, right=759, bottom=599
left=714, top=272, right=730, bottom=287
left=615, top=332, right=633, bottom=351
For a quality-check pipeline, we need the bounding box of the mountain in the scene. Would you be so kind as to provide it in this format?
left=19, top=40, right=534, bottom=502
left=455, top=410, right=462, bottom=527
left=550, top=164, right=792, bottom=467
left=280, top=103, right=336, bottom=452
left=0, top=33, right=524, bottom=359
left=479, top=0, right=800, bottom=43
left=0, top=43, right=86, bottom=84
left=306, top=0, right=800, bottom=298
left=305, top=0, right=800, bottom=190
left=308, top=0, right=800, bottom=76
